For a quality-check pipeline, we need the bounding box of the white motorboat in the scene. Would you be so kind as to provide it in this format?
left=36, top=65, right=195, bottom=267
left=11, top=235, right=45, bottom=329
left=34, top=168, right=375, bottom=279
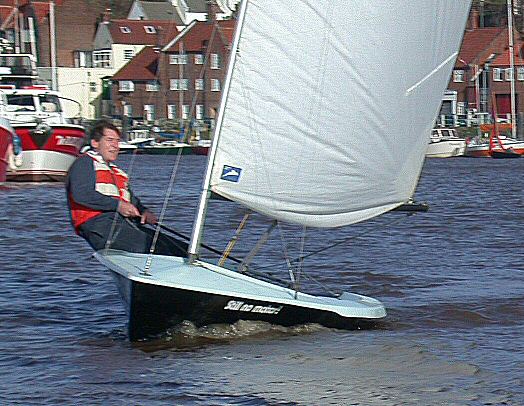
left=426, top=128, right=466, bottom=158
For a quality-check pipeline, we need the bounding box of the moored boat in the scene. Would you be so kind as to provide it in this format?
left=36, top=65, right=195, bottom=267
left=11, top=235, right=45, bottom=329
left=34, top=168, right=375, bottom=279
left=464, top=135, right=524, bottom=157
left=137, top=140, right=192, bottom=155
left=1, top=54, right=86, bottom=181
left=426, top=128, right=466, bottom=158
left=7, top=122, right=85, bottom=181
left=191, top=139, right=211, bottom=155
left=118, top=141, right=138, bottom=154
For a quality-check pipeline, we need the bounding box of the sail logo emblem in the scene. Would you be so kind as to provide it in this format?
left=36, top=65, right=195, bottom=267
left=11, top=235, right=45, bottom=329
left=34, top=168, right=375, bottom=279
left=221, top=165, right=242, bottom=182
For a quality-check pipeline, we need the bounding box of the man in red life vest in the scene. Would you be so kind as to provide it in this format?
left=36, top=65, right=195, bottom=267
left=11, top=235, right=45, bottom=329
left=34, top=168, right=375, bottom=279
left=66, top=120, right=187, bottom=256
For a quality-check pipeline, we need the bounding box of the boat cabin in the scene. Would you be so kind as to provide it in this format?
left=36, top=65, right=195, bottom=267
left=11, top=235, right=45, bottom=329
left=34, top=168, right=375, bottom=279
left=431, top=128, right=459, bottom=140
left=0, top=86, right=67, bottom=125
left=0, top=54, right=38, bottom=88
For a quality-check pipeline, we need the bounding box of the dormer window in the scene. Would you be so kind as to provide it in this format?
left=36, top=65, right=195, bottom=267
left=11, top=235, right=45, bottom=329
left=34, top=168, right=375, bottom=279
left=144, top=26, right=156, bottom=34
left=120, top=26, right=131, bottom=33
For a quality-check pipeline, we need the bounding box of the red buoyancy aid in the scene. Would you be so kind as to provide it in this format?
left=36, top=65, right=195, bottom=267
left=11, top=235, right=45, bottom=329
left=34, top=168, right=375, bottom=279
left=69, top=150, right=131, bottom=232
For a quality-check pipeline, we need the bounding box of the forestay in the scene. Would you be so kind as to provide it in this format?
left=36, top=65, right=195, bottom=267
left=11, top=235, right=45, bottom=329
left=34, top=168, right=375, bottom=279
left=208, top=0, right=471, bottom=228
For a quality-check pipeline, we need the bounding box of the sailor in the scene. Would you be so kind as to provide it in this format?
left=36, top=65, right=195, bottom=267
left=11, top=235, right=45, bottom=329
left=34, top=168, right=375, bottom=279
left=66, top=119, right=187, bottom=256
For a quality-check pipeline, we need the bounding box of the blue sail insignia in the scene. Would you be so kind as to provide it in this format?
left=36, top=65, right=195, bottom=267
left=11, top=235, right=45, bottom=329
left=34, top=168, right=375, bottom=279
left=221, top=165, right=242, bottom=182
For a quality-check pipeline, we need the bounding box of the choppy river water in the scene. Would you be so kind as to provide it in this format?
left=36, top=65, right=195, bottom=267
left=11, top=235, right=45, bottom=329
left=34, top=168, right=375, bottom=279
left=1, top=155, right=523, bottom=405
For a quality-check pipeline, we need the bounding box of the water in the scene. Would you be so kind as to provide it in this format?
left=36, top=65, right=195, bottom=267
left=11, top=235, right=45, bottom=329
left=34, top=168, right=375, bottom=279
left=1, top=155, right=523, bottom=405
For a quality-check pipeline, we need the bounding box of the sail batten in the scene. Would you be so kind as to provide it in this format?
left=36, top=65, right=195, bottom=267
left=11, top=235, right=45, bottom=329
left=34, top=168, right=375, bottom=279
left=207, top=0, right=471, bottom=228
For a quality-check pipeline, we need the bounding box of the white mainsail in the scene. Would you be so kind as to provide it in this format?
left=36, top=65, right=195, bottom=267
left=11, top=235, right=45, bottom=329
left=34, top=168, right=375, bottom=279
left=206, top=0, right=471, bottom=228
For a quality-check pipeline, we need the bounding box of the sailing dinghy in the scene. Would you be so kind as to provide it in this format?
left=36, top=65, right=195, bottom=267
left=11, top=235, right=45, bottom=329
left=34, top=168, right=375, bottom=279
left=95, top=0, right=471, bottom=340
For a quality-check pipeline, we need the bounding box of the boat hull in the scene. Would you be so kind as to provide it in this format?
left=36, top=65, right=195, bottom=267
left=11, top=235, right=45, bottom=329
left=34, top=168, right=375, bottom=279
left=190, top=146, right=210, bottom=155
left=6, top=124, right=85, bottom=181
left=490, top=150, right=522, bottom=159
left=137, top=145, right=193, bottom=155
left=97, top=251, right=386, bottom=341
left=426, top=139, right=466, bottom=158
left=465, top=140, right=524, bottom=157
left=111, top=270, right=380, bottom=340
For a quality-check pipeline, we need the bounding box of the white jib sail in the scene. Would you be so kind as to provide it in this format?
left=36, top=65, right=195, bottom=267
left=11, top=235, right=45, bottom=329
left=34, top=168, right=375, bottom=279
left=209, top=0, right=471, bottom=228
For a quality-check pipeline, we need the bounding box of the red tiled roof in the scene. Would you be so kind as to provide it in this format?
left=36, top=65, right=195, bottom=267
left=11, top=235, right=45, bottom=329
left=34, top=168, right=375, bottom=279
left=164, top=19, right=236, bottom=52
left=457, top=27, right=505, bottom=67
left=491, top=42, right=524, bottom=67
left=112, top=46, right=159, bottom=80
left=107, top=19, right=181, bottom=46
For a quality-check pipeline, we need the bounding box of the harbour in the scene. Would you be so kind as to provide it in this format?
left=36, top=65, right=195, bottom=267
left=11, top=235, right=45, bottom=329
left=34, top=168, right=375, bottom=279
left=1, top=155, right=523, bottom=405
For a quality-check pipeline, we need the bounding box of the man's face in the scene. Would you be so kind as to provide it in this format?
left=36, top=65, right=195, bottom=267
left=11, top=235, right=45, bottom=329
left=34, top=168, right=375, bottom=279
left=91, top=128, right=120, bottom=162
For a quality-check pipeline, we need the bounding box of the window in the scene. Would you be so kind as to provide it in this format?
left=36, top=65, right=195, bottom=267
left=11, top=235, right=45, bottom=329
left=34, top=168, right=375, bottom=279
left=74, top=51, right=93, bottom=68
left=144, top=26, right=156, bottom=34
left=182, top=105, right=190, bottom=119
left=518, top=67, right=524, bottom=81
left=120, top=26, right=131, bottom=33
left=124, top=49, right=134, bottom=60
left=89, top=82, right=97, bottom=92
left=194, top=54, right=204, bottom=64
left=452, top=70, right=464, bottom=82
left=456, top=102, right=466, bottom=115
left=505, top=67, right=514, bottom=81
left=167, top=104, right=177, bottom=119
left=119, top=80, right=134, bottom=92
left=211, top=78, right=221, bottom=91
left=170, top=79, right=189, bottom=90
left=169, top=54, right=188, bottom=64
left=210, top=53, right=220, bottom=69
left=39, top=94, right=62, bottom=113
left=144, top=104, right=155, bottom=121
left=195, top=78, right=204, bottom=90
left=123, top=104, right=133, bottom=117
left=93, top=50, right=112, bottom=68
left=7, top=94, right=35, bottom=111
left=196, top=104, right=204, bottom=120
left=493, top=68, right=503, bottom=81
left=146, top=80, right=159, bottom=92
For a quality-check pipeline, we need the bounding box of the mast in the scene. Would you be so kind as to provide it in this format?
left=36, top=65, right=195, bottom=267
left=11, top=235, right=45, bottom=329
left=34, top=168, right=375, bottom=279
left=507, top=0, right=517, bottom=138
left=50, top=0, right=58, bottom=91
left=187, top=0, right=248, bottom=261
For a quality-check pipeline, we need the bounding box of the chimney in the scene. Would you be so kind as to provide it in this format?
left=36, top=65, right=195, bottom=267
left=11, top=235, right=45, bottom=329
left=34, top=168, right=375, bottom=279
left=103, top=8, right=112, bottom=23
left=470, top=9, right=480, bottom=30
left=206, top=0, right=220, bottom=23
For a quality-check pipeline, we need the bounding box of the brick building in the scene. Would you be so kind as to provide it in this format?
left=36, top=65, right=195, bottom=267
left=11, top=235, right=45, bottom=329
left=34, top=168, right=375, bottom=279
left=111, top=17, right=235, bottom=127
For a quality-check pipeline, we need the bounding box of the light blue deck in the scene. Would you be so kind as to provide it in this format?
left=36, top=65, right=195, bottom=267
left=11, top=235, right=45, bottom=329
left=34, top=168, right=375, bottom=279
left=95, top=250, right=386, bottom=319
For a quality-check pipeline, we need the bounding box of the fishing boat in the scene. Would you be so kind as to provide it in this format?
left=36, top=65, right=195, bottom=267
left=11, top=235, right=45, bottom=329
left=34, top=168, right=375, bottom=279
left=0, top=54, right=86, bottom=181
left=0, top=117, right=14, bottom=183
left=94, top=0, right=471, bottom=340
left=426, top=128, right=466, bottom=158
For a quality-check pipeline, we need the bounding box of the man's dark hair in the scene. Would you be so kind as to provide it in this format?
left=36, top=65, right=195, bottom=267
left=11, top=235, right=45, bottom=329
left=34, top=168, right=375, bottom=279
left=90, top=120, right=121, bottom=142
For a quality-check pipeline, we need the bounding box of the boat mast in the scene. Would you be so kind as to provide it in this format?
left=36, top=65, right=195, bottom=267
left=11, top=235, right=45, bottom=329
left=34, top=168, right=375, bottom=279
left=507, top=0, right=517, bottom=138
left=50, top=0, right=58, bottom=91
left=187, top=0, right=248, bottom=262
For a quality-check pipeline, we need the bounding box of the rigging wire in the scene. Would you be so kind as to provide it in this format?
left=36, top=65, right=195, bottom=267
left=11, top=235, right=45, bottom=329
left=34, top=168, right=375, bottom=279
left=143, top=147, right=184, bottom=275
left=254, top=212, right=413, bottom=271
left=250, top=213, right=414, bottom=297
